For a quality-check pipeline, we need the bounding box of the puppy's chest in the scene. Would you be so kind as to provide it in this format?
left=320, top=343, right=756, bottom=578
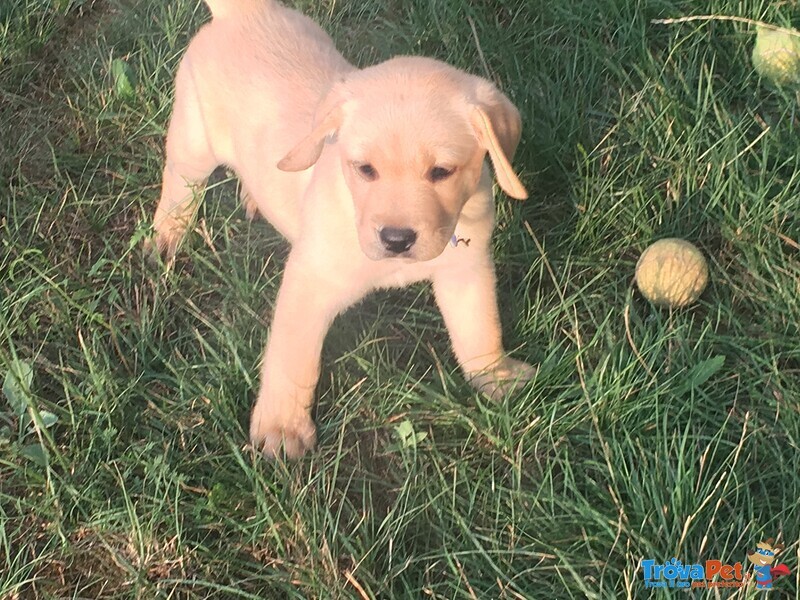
left=371, top=242, right=476, bottom=290
left=373, top=265, right=433, bottom=289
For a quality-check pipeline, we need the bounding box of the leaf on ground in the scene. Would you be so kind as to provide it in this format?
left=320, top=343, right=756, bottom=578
left=686, top=355, right=726, bottom=390
left=395, top=420, right=415, bottom=443
left=3, top=360, right=34, bottom=416
left=20, top=443, right=48, bottom=467
left=111, top=58, right=137, bottom=99
left=393, top=420, right=427, bottom=450
left=27, top=410, right=59, bottom=434
left=39, top=410, right=59, bottom=429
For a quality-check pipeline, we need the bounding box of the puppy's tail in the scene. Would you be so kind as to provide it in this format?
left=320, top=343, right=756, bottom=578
left=204, top=0, right=267, bottom=19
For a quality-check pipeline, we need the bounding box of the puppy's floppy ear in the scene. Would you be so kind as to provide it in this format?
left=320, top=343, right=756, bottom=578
left=469, top=81, right=528, bottom=200
left=278, top=87, right=345, bottom=172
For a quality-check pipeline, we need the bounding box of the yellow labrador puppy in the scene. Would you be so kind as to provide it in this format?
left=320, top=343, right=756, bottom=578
left=152, top=0, right=535, bottom=458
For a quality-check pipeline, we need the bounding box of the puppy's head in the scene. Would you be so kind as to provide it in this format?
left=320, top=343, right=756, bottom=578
left=279, top=57, right=527, bottom=262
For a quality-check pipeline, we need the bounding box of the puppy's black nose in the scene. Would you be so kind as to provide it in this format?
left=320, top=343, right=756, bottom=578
left=379, top=227, right=417, bottom=254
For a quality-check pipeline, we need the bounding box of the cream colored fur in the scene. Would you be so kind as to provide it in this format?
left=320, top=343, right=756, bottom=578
left=152, top=0, right=535, bottom=458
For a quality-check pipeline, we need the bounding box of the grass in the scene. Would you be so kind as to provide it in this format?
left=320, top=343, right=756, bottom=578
left=1, top=0, right=799, bottom=597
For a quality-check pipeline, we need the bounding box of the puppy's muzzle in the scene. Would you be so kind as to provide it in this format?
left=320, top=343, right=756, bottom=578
left=379, top=227, right=417, bottom=254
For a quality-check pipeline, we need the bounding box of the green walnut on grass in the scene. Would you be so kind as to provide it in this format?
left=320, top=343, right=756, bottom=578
left=635, top=238, right=709, bottom=308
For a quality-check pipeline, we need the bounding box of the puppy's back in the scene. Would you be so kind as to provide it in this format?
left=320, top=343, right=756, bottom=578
left=191, top=0, right=352, bottom=91
left=203, top=0, right=263, bottom=20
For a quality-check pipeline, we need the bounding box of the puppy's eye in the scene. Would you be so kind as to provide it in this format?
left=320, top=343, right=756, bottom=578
left=429, top=166, right=455, bottom=183
left=355, top=163, right=378, bottom=181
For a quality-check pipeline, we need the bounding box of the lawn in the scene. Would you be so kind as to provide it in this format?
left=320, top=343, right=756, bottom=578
left=1, top=0, right=798, bottom=598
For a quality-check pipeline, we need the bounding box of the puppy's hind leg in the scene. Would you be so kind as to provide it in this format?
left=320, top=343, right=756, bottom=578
left=151, top=65, right=219, bottom=259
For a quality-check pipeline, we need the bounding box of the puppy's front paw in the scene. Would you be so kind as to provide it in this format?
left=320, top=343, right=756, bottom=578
left=145, top=223, right=184, bottom=263
left=467, top=357, right=536, bottom=401
left=249, top=407, right=317, bottom=460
